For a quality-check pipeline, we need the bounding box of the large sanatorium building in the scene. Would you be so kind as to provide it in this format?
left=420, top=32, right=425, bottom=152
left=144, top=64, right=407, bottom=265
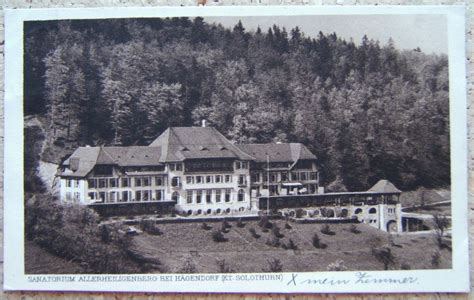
left=57, top=125, right=402, bottom=232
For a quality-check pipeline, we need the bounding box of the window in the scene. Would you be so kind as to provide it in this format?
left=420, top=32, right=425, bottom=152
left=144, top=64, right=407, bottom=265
left=236, top=161, right=248, bottom=169
left=239, top=175, right=247, bottom=185
left=251, top=173, right=260, bottom=183
left=291, top=172, right=298, bottom=181
left=99, top=192, right=106, bottom=202
left=135, top=191, right=142, bottom=201
left=155, top=190, right=164, bottom=201
left=74, top=180, right=80, bottom=188
left=186, top=190, right=193, bottom=204
left=65, top=192, right=71, bottom=201
left=310, top=172, right=317, bottom=180
left=73, top=192, right=80, bottom=201
left=196, top=190, right=202, bottom=203
left=196, top=176, right=203, bottom=184
left=270, top=173, right=277, bottom=183
left=225, top=189, right=232, bottom=202
left=143, top=190, right=150, bottom=201
left=171, top=177, right=181, bottom=187
left=122, top=191, right=130, bottom=202
left=238, top=189, right=245, bottom=202
left=369, top=208, right=377, bottom=214
left=66, top=179, right=72, bottom=188
left=206, top=190, right=212, bottom=203
left=94, top=165, right=113, bottom=176
left=143, top=177, right=151, bottom=186
left=186, top=176, right=194, bottom=184
left=87, top=179, right=96, bottom=188
left=281, top=172, right=288, bottom=182
left=169, top=163, right=176, bottom=171
left=88, top=192, right=97, bottom=200
left=109, top=178, right=118, bottom=187
left=215, top=175, right=222, bottom=183
left=176, top=163, right=183, bottom=171
left=263, top=174, right=268, bottom=183
left=155, top=176, right=164, bottom=186
left=206, top=175, right=213, bottom=184
left=98, top=178, right=108, bottom=188
left=121, top=177, right=130, bottom=187
left=225, top=175, right=232, bottom=183
left=172, top=192, right=180, bottom=202
left=215, top=189, right=221, bottom=202
left=109, top=191, right=116, bottom=202
left=135, top=177, right=142, bottom=187
left=300, top=172, right=308, bottom=181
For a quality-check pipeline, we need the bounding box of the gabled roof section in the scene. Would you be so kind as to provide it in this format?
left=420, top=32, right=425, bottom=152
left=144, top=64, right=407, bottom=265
left=368, top=180, right=402, bottom=193
left=59, top=146, right=164, bottom=177
left=237, top=143, right=317, bottom=163
left=59, top=147, right=100, bottom=177
left=96, top=147, right=116, bottom=165
left=149, top=127, right=254, bottom=161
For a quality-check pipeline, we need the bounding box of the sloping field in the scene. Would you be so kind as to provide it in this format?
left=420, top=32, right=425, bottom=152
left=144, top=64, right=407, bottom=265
left=131, top=220, right=452, bottom=273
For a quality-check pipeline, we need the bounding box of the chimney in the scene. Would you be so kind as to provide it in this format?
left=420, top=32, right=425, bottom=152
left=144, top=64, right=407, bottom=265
left=202, top=119, right=207, bottom=127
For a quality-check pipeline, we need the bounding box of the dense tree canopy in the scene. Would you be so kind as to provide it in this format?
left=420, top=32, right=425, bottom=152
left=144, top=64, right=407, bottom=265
left=24, top=17, right=450, bottom=191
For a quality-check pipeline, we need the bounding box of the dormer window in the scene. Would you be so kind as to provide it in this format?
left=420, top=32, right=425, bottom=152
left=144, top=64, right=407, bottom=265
left=220, top=146, right=228, bottom=151
left=235, top=161, right=248, bottom=169
left=180, top=146, right=189, bottom=151
left=200, top=146, right=208, bottom=151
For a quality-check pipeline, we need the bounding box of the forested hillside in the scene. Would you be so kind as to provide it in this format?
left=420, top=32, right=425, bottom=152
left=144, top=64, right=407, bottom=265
left=24, top=18, right=449, bottom=191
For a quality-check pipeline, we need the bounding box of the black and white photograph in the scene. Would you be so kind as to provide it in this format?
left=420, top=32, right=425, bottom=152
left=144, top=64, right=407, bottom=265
left=4, top=6, right=469, bottom=293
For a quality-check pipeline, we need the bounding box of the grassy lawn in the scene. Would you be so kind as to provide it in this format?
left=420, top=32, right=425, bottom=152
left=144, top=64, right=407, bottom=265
left=130, top=219, right=452, bottom=273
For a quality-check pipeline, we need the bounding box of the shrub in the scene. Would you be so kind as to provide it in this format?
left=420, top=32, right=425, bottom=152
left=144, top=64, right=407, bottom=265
left=263, top=258, right=283, bottom=272
left=321, top=224, right=335, bottom=235
left=312, top=233, right=327, bottom=249
left=326, top=259, right=348, bottom=271
left=400, top=263, right=411, bottom=270
left=216, top=259, right=234, bottom=273
left=258, top=215, right=273, bottom=229
left=26, top=193, right=141, bottom=273
left=223, top=219, right=232, bottom=229
left=221, top=220, right=231, bottom=233
left=249, top=227, right=261, bottom=239
left=201, top=222, right=212, bottom=230
left=285, top=239, right=298, bottom=250
left=432, top=214, right=450, bottom=248
left=372, top=246, right=396, bottom=270
left=295, top=208, right=305, bottom=218
left=236, top=218, right=245, bottom=228
left=212, top=230, right=228, bottom=242
left=179, top=258, right=197, bottom=273
left=266, top=235, right=280, bottom=248
left=271, top=225, right=284, bottom=238
left=431, top=251, right=441, bottom=268
left=349, top=224, right=361, bottom=234
left=140, top=219, right=162, bottom=235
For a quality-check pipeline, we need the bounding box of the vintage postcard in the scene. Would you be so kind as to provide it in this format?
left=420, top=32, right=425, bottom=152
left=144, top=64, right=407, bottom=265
left=3, top=5, right=469, bottom=293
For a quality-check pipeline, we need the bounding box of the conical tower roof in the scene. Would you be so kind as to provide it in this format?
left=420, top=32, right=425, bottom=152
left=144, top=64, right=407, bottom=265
left=368, top=179, right=402, bottom=193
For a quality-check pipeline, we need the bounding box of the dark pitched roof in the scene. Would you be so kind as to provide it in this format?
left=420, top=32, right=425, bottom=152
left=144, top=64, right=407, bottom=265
left=100, top=146, right=163, bottom=166
left=60, top=147, right=100, bottom=177
left=149, top=127, right=254, bottom=161
left=237, top=143, right=317, bottom=163
left=59, top=146, right=164, bottom=177
left=368, top=180, right=402, bottom=193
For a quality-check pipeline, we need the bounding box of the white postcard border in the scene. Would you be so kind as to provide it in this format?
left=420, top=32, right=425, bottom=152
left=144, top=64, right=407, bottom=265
left=3, top=5, right=470, bottom=293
